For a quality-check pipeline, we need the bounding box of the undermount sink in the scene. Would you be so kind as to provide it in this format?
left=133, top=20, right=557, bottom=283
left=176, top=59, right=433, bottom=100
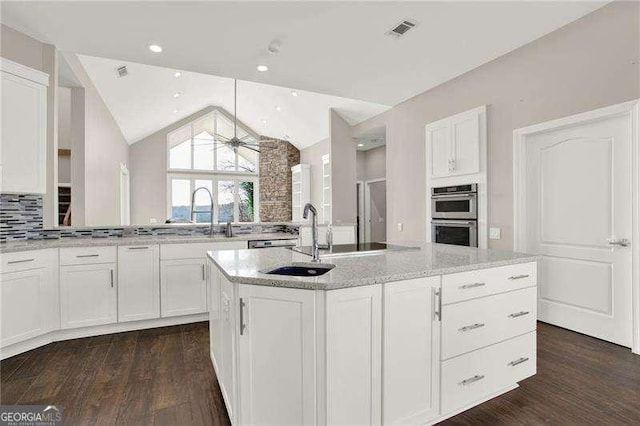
left=264, top=263, right=335, bottom=277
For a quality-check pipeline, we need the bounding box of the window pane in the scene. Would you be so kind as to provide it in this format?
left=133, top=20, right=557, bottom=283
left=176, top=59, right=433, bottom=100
left=238, top=181, right=255, bottom=222
left=218, top=181, right=235, bottom=223
left=193, top=180, right=213, bottom=223
left=193, top=132, right=215, bottom=170
left=237, top=146, right=258, bottom=173
left=216, top=144, right=237, bottom=171
left=171, top=178, right=191, bottom=221
left=169, top=139, right=191, bottom=169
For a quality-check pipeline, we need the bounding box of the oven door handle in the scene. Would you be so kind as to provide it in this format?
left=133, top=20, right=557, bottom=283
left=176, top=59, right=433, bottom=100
left=431, top=220, right=477, bottom=226
left=432, top=193, right=475, bottom=199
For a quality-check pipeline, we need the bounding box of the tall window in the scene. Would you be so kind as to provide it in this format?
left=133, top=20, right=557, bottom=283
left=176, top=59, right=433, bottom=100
left=167, top=110, right=259, bottom=223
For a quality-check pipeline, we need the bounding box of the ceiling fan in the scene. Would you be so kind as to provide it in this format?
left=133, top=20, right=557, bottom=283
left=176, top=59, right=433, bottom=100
left=194, top=79, right=280, bottom=154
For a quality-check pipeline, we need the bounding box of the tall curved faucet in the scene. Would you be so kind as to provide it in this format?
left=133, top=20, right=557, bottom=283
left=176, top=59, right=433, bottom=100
left=191, top=187, right=214, bottom=237
left=303, top=203, right=319, bottom=262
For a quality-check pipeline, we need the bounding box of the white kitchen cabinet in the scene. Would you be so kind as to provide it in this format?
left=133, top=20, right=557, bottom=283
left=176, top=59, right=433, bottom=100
left=0, top=59, right=48, bottom=194
left=326, top=284, right=382, bottom=426
left=220, top=274, right=238, bottom=423
left=322, top=154, right=331, bottom=223
left=117, top=245, right=160, bottom=322
left=60, top=263, right=117, bottom=329
left=292, top=163, right=311, bottom=222
left=383, top=277, right=441, bottom=425
left=427, top=106, right=485, bottom=179
left=160, top=258, right=207, bottom=317
left=0, top=249, right=58, bottom=348
left=238, top=283, right=317, bottom=425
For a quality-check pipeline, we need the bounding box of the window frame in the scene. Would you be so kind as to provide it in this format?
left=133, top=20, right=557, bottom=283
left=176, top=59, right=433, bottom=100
left=166, top=109, right=260, bottom=223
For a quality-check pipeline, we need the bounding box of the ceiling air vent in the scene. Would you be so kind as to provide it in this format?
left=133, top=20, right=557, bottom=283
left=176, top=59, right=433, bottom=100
left=116, top=65, right=129, bottom=78
left=386, top=19, right=417, bottom=38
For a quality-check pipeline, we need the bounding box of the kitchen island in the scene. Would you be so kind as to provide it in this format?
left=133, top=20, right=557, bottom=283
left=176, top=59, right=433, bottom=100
left=206, top=243, right=538, bottom=425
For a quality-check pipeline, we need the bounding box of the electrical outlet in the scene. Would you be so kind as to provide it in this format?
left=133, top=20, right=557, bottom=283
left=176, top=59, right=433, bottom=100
left=150, top=218, right=157, bottom=224
left=397, top=223, right=403, bottom=232
left=489, top=227, right=501, bottom=240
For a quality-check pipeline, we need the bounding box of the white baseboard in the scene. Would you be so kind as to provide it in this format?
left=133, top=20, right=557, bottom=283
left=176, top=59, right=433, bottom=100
left=1, top=313, right=208, bottom=360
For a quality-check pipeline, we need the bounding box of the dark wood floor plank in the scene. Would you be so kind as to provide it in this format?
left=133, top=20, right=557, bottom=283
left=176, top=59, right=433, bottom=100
left=1, top=321, right=638, bottom=425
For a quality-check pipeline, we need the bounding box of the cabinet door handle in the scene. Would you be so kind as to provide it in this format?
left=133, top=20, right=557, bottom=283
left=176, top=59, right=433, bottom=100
left=7, top=258, right=34, bottom=264
left=508, top=311, right=530, bottom=318
left=508, top=357, right=530, bottom=367
left=202, top=264, right=206, bottom=281
left=459, top=323, right=485, bottom=332
left=433, top=287, right=442, bottom=321
left=128, top=246, right=149, bottom=250
left=508, top=274, right=529, bottom=280
left=239, top=298, right=246, bottom=335
left=459, top=282, right=485, bottom=290
left=77, top=254, right=100, bottom=258
left=459, top=374, right=485, bottom=386
left=110, top=269, right=114, bottom=288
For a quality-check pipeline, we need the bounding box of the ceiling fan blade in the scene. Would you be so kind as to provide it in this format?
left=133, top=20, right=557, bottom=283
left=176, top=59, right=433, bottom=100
left=214, top=133, right=230, bottom=142
left=242, top=145, right=261, bottom=154
left=240, top=135, right=254, bottom=142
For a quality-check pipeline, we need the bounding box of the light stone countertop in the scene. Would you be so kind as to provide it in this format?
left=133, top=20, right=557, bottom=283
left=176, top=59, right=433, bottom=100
left=0, top=233, right=299, bottom=254
left=207, top=243, right=539, bottom=291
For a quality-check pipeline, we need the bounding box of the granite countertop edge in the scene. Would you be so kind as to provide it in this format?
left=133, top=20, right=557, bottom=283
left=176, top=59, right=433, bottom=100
left=0, top=233, right=299, bottom=254
left=207, top=251, right=540, bottom=291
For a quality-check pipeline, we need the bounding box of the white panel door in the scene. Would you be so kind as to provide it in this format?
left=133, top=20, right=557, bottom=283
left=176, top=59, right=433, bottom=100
left=450, top=111, right=480, bottom=176
left=383, top=278, right=441, bottom=425
left=117, top=245, right=160, bottom=322
left=326, top=284, right=382, bottom=426
left=238, top=284, right=316, bottom=426
left=0, top=71, right=47, bottom=194
left=60, top=263, right=117, bottom=329
left=160, top=259, right=207, bottom=317
left=428, top=122, right=451, bottom=178
left=525, top=112, right=632, bottom=346
left=0, top=268, right=48, bottom=346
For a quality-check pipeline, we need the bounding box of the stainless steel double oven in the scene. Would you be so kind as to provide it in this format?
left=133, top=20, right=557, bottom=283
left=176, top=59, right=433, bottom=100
left=431, top=184, right=478, bottom=247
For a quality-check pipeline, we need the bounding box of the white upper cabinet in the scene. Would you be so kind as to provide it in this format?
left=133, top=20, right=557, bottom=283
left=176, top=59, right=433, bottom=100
left=0, top=58, right=48, bottom=194
left=427, top=106, right=486, bottom=179
left=117, top=245, right=160, bottom=322
left=291, top=163, right=311, bottom=222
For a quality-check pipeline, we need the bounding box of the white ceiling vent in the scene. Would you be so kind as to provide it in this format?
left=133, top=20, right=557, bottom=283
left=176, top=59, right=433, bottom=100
left=386, top=19, right=417, bottom=38
left=115, top=65, right=129, bottom=78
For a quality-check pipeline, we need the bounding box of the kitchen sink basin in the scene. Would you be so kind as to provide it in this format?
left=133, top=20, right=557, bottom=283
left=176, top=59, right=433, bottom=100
left=264, top=263, right=335, bottom=277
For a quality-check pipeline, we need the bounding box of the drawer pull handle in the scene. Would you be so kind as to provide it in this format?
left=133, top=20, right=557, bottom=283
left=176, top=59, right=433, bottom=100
left=128, top=246, right=149, bottom=250
left=459, top=323, right=485, bottom=332
left=459, top=375, right=485, bottom=386
left=508, top=311, right=530, bottom=318
left=110, top=269, right=114, bottom=288
left=508, top=274, right=530, bottom=280
left=508, top=357, right=530, bottom=367
left=7, top=258, right=35, bottom=264
left=77, top=254, right=100, bottom=258
left=460, top=282, right=486, bottom=290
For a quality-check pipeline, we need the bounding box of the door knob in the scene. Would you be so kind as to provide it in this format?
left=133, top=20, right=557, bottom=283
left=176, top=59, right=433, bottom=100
left=607, top=238, right=630, bottom=247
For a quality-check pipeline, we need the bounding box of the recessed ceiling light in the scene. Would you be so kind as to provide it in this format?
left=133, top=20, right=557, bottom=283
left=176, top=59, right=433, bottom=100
left=262, top=119, right=268, bottom=124
left=275, top=106, right=281, bottom=112
left=173, top=109, right=179, bottom=114
left=173, top=92, right=181, bottom=98
left=174, top=71, right=182, bottom=78
left=257, top=64, right=269, bottom=72
left=291, top=91, right=298, bottom=97
left=148, top=44, right=163, bottom=53
left=358, top=143, right=364, bottom=147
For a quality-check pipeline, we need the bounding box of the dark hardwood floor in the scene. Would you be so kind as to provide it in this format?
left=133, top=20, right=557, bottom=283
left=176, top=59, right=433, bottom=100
left=1, top=321, right=639, bottom=425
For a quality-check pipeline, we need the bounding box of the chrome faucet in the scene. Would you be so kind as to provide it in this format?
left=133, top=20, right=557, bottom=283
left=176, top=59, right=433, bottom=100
left=191, top=187, right=214, bottom=237
left=303, top=203, right=319, bottom=262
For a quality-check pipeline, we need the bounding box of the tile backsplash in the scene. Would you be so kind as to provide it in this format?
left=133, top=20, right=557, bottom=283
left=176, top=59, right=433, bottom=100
left=0, top=193, right=43, bottom=241
left=1, top=193, right=299, bottom=242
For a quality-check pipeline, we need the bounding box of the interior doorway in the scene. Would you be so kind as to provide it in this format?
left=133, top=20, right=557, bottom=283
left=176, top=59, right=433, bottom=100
left=365, top=179, right=386, bottom=243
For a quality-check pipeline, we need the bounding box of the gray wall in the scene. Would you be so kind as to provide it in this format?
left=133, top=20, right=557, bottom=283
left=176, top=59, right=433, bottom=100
left=329, top=109, right=357, bottom=224
left=299, top=138, right=329, bottom=223
left=357, top=146, right=386, bottom=181
left=352, top=0, right=640, bottom=249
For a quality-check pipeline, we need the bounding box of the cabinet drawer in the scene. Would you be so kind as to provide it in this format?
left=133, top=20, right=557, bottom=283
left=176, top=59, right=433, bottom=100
left=442, top=286, right=536, bottom=359
left=442, top=262, right=536, bottom=304
left=441, top=332, right=536, bottom=414
left=60, top=246, right=117, bottom=265
left=1, top=249, right=53, bottom=273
